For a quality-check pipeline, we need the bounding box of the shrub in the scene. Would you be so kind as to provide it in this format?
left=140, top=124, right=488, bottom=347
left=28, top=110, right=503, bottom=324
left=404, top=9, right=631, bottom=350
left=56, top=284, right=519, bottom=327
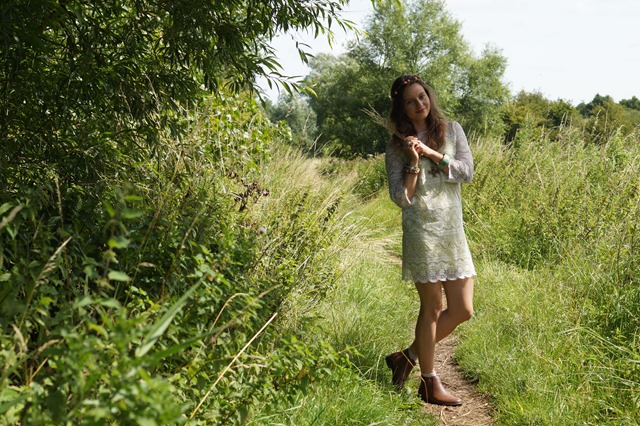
left=0, top=93, right=351, bottom=424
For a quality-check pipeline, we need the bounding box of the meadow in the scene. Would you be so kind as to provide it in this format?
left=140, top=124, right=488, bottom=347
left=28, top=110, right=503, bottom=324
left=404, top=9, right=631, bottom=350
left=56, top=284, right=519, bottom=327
left=257, top=121, right=640, bottom=425
left=1, top=93, right=638, bottom=424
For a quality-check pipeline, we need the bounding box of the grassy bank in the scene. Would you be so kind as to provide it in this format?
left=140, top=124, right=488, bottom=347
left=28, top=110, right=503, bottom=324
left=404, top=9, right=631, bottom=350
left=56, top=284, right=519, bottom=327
left=0, top=95, right=385, bottom=425
left=254, top=205, right=435, bottom=425
left=249, top=151, right=434, bottom=424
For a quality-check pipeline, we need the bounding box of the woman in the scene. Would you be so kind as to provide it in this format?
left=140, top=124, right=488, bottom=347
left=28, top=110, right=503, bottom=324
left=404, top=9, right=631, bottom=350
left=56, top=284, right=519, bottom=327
left=384, top=74, right=475, bottom=406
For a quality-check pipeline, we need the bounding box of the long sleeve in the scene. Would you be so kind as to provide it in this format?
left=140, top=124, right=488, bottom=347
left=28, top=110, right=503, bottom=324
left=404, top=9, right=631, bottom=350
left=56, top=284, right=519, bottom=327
left=445, top=121, right=474, bottom=183
left=385, top=141, right=413, bottom=208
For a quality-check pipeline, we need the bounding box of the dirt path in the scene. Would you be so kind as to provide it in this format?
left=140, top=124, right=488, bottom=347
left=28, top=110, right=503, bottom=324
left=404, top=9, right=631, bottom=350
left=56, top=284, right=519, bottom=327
left=419, top=334, right=493, bottom=426
left=385, top=257, right=493, bottom=424
left=416, top=288, right=493, bottom=426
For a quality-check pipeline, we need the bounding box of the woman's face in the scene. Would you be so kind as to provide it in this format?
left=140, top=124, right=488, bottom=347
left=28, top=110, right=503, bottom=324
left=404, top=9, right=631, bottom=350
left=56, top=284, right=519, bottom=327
left=402, top=83, right=431, bottom=126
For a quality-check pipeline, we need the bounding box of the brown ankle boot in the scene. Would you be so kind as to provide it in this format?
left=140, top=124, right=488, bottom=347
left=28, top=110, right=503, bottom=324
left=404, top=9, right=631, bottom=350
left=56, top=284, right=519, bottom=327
left=418, top=375, right=462, bottom=406
left=385, top=350, right=416, bottom=390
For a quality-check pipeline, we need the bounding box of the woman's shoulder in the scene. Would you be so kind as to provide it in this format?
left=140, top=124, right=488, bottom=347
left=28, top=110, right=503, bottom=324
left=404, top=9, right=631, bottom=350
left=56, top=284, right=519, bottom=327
left=446, top=120, right=466, bottom=138
left=447, top=120, right=463, bottom=131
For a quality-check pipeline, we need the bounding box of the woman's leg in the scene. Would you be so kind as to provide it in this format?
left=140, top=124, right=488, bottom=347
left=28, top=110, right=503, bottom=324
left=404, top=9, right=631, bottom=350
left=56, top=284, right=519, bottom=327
left=410, top=277, right=473, bottom=406
left=409, top=277, right=474, bottom=371
left=436, top=276, right=474, bottom=341
left=411, top=282, right=443, bottom=374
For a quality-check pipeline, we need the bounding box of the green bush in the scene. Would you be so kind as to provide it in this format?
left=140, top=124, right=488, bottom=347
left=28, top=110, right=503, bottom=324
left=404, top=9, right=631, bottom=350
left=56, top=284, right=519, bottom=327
left=354, top=155, right=388, bottom=201
left=0, top=93, right=352, bottom=425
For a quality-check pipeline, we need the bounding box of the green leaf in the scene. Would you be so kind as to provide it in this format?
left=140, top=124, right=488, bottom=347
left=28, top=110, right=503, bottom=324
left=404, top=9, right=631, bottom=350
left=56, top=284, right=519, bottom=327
left=87, top=322, right=108, bottom=337
left=0, top=392, right=27, bottom=416
left=135, top=281, right=202, bottom=358
left=145, top=330, right=215, bottom=365
left=99, top=298, right=121, bottom=308
left=108, top=236, right=131, bottom=249
left=121, top=208, right=143, bottom=219
left=0, top=273, right=11, bottom=282
left=108, top=270, right=131, bottom=282
left=0, top=203, right=14, bottom=216
left=74, top=296, right=94, bottom=308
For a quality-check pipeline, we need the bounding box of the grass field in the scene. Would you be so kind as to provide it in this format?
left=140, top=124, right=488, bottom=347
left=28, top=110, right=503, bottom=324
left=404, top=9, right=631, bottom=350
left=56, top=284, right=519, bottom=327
left=258, top=126, right=640, bottom=425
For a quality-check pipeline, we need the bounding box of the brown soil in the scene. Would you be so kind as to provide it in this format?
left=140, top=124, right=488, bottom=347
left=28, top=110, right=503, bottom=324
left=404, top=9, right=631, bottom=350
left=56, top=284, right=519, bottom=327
left=417, top=334, right=493, bottom=426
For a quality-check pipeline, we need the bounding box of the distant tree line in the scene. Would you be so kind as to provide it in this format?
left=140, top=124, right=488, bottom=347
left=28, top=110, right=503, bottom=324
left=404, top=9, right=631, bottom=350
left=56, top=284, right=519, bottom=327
left=266, top=0, right=640, bottom=157
left=503, top=92, right=640, bottom=146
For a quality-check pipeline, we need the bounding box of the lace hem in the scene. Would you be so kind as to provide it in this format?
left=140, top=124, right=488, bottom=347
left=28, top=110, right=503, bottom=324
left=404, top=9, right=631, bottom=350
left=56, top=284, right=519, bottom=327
left=403, top=268, right=476, bottom=284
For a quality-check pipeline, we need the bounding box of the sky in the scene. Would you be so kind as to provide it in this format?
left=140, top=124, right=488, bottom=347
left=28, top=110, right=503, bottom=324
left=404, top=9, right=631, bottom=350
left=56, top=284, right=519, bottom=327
left=260, top=0, right=640, bottom=105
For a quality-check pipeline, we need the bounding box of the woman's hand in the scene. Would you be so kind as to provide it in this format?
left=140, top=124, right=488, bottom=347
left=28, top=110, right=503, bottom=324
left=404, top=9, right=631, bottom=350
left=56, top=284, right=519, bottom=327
left=403, top=136, right=421, bottom=164
left=412, top=138, right=445, bottom=165
left=413, top=140, right=436, bottom=158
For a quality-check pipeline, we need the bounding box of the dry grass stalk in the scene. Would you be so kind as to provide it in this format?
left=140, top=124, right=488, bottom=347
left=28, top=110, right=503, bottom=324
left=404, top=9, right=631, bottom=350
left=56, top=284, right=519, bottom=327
left=362, top=107, right=404, bottom=140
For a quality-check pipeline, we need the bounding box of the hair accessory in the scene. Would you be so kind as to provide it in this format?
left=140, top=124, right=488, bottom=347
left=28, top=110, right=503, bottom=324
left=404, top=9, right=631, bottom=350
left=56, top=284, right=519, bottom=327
left=392, top=75, right=424, bottom=98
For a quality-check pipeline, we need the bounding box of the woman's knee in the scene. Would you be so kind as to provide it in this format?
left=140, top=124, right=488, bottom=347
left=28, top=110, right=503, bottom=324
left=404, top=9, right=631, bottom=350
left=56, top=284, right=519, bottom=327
left=420, top=299, right=443, bottom=318
left=455, top=305, right=473, bottom=322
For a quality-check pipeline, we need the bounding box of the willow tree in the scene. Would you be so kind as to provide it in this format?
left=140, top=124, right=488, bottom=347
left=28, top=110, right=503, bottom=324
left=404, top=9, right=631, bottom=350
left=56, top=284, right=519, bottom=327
left=0, top=0, right=355, bottom=188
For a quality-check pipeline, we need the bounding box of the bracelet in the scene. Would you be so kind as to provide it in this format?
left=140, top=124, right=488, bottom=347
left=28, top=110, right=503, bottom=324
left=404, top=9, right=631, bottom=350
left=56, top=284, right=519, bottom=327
left=403, top=164, right=421, bottom=174
left=437, top=154, right=450, bottom=170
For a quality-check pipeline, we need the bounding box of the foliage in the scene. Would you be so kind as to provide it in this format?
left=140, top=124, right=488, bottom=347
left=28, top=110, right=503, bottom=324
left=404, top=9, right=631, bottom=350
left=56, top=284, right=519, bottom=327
left=577, top=94, right=640, bottom=144
left=501, top=90, right=583, bottom=143
left=0, top=94, right=353, bottom=425
left=459, top=126, right=640, bottom=424
left=0, top=0, right=354, bottom=189
left=306, top=53, right=391, bottom=157
left=0, top=2, right=378, bottom=423
left=454, top=45, right=509, bottom=136
left=620, top=95, right=640, bottom=111
left=502, top=91, right=640, bottom=146
left=353, top=155, right=388, bottom=200
left=266, top=93, right=319, bottom=153
left=305, top=0, right=509, bottom=157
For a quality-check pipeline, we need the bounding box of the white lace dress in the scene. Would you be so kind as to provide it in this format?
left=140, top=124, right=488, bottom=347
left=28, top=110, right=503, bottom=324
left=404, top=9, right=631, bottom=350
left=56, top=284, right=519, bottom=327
left=385, top=121, right=476, bottom=283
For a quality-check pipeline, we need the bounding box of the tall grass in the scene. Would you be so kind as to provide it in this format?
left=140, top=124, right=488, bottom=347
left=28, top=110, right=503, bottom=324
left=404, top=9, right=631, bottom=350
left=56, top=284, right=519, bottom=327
left=457, top=124, right=640, bottom=424
left=253, top=123, right=640, bottom=424
left=255, top=122, right=640, bottom=424
left=281, top=122, right=640, bottom=424
left=254, top=192, right=435, bottom=425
